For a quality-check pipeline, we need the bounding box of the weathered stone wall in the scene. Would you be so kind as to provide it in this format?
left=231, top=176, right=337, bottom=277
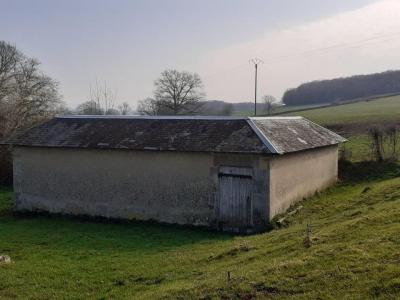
left=268, top=145, right=339, bottom=219
left=13, top=147, right=215, bottom=226
left=12, top=145, right=339, bottom=231
left=12, top=147, right=269, bottom=231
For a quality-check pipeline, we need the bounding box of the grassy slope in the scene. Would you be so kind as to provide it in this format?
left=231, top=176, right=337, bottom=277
left=1, top=169, right=400, bottom=299
left=234, top=94, right=400, bottom=121
left=284, top=95, right=400, bottom=125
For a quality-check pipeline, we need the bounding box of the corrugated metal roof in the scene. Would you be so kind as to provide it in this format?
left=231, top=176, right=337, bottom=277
left=2, top=116, right=345, bottom=154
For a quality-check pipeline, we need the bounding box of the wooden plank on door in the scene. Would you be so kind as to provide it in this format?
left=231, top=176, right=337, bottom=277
left=218, top=167, right=253, bottom=231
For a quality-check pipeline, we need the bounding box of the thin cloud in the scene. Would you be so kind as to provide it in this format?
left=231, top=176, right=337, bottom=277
left=199, top=0, right=400, bottom=101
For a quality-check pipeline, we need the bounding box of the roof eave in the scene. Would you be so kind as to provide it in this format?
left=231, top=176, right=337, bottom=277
left=246, top=118, right=282, bottom=154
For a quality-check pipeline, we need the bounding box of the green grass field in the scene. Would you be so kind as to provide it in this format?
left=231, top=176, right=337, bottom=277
left=284, top=95, right=400, bottom=125
left=1, top=165, right=400, bottom=299
left=234, top=94, right=400, bottom=126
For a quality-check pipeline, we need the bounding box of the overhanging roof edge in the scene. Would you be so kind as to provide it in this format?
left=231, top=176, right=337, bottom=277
left=303, top=117, right=348, bottom=143
left=246, top=119, right=281, bottom=154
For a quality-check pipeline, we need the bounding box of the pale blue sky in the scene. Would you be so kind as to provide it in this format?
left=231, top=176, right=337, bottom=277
left=2, top=0, right=397, bottom=108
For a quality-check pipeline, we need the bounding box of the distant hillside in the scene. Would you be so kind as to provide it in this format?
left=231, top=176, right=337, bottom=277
left=231, top=102, right=266, bottom=112
left=283, top=70, right=400, bottom=106
left=201, top=100, right=273, bottom=115
left=284, top=94, right=400, bottom=126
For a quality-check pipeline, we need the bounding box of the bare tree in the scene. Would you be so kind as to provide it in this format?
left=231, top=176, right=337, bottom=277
left=76, top=100, right=104, bottom=115
left=118, top=102, right=132, bottom=115
left=88, top=80, right=117, bottom=114
left=75, top=80, right=120, bottom=115
left=386, top=125, right=399, bottom=159
left=0, top=41, right=62, bottom=185
left=0, top=41, right=62, bottom=139
left=137, top=97, right=169, bottom=116
left=143, top=69, right=204, bottom=115
left=0, top=42, right=20, bottom=102
left=262, top=95, right=277, bottom=115
left=368, top=126, right=385, bottom=162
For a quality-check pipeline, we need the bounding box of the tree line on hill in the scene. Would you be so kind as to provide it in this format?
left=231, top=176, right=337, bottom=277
left=283, top=70, right=400, bottom=106
left=72, top=70, right=278, bottom=116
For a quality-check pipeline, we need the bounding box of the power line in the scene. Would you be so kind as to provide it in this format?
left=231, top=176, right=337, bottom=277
left=261, top=31, right=400, bottom=63
left=201, top=31, right=400, bottom=80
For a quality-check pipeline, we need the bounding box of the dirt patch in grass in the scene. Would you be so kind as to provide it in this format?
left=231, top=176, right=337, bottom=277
left=209, top=242, right=257, bottom=260
left=114, top=275, right=165, bottom=287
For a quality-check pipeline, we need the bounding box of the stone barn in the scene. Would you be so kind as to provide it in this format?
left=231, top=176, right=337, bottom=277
left=4, top=116, right=345, bottom=233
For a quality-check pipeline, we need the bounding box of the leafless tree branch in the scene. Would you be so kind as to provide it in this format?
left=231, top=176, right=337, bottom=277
left=140, top=69, right=205, bottom=115
left=0, top=41, right=62, bottom=139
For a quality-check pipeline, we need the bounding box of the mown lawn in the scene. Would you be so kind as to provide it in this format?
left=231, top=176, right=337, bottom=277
left=1, top=163, right=400, bottom=299
left=284, top=95, right=400, bottom=125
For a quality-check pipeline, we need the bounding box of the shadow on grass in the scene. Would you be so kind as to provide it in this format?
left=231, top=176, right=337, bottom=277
left=0, top=214, right=233, bottom=253
left=339, top=160, right=400, bottom=183
left=0, top=190, right=232, bottom=253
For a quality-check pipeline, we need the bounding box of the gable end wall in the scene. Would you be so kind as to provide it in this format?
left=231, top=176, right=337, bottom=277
left=268, top=145, right=339, bottom=219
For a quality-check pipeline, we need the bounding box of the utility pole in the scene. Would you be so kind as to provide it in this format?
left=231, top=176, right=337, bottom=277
left=249, top=58, right=263, bottom=116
